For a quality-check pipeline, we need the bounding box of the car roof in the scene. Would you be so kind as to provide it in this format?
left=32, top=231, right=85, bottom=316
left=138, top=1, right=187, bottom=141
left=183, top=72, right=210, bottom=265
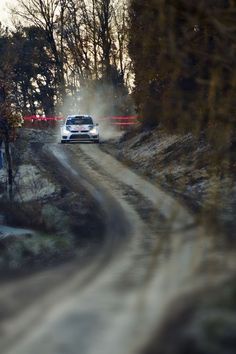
left=67, top=115, right=92, bottom=118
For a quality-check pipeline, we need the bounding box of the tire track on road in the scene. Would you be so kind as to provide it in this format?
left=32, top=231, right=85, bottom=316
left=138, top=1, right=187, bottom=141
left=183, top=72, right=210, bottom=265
left=2, top=143, right=230, bottom=354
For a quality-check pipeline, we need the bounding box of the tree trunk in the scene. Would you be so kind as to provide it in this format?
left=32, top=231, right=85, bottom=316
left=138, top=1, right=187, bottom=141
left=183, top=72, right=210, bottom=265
left=4, top=135, right=13, bottom=201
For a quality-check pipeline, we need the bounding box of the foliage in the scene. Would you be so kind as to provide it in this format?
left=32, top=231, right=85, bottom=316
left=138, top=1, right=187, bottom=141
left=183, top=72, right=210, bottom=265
left=0, top=232, right=73, bottom=272
left=0, top=25, right=52, bottom=119
left=13, top=26, right=56, bottom=115
left=129, top=0, right=236, bottom=143
left=0, top=1, right=132, bottom=197
left=11, top=0, right=131, bottom=114
left=0, top=26, right=23, bottom=200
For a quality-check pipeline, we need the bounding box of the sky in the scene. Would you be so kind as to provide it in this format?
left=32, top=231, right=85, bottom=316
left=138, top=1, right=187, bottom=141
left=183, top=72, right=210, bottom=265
left=0, top=0, right=16, bottom=25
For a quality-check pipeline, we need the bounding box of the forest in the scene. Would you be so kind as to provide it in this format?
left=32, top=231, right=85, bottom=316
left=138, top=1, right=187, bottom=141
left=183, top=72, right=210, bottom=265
left=0, top=1, right=235, bottom=143
left=0, top=0, right=235, bottom=207
left=0, top=2, right=236, bottom=354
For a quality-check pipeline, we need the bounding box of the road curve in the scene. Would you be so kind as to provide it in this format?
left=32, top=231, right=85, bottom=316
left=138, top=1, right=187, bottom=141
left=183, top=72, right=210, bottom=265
left=1, top=143, right=231, bottom=354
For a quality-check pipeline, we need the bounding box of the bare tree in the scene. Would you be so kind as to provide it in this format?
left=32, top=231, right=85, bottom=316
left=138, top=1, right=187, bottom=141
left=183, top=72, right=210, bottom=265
left=13, top=0, right=131, bottom=113
left=112, top=1, right=130, bottom=82
left=14, top=0, right=66, bottom=102
left=64, top=0, right=129, bottom=82
left=64, top=0, right=93, bottom=83
left=0, top=81, right=20, bottom=201
left=95, top=0, right=113, bottom=78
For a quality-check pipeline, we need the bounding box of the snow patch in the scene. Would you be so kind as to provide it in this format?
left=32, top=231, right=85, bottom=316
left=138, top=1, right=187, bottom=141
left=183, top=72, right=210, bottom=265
left=0, top=225, right=35, bottom=239
left=14, top=164, right=56, bottom=202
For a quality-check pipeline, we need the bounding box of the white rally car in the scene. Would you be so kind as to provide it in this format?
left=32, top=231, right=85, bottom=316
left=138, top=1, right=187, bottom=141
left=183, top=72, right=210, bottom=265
left=61, top=115, right=99, bottom=143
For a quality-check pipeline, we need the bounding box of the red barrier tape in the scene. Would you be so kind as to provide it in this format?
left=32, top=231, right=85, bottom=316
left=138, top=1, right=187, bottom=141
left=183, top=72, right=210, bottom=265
left=24, top=116, right=64, bottom=121
left=111, top=122, right=137, bottom=125
left=99, top=116, right=139, bottom=125
left=101, top=116, right=138, bottom=120
left=23, top=115, right=139, bottom=126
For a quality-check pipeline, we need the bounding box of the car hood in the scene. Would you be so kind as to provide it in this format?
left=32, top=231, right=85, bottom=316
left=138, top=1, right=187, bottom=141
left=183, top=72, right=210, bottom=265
left=67, top=124, right=93, bottom=130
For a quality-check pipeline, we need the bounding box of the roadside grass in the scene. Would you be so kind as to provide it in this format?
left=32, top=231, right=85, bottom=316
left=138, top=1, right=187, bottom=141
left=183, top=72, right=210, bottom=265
left=0, top=189, right=105, bottom=276
left=0, top=200, right=52, bottom=232
left=0, top=128, right=106, bottom=277
left=0, top=232, right=73, bottom=274
left=141, top=277, right=236, bottom=354
left=102, top=128, right=236, bottom=242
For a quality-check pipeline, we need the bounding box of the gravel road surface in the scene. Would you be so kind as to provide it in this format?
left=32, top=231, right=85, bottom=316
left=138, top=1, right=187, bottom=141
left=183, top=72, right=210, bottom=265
left=0, top=142, right=233, bottom=354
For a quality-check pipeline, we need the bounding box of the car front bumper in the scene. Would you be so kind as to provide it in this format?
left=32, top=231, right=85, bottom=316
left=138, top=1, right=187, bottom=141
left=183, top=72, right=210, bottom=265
left=61, top=132, right=99, bottom=142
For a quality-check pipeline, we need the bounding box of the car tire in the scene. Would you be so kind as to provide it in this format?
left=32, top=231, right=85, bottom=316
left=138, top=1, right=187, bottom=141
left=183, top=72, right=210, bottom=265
left=94, top=139, right=100, bottom=144
left=61, top=140, right=66, bottom=144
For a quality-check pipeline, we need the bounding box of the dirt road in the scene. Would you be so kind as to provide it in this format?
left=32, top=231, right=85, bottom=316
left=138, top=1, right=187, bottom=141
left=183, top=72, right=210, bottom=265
left=0, top=142, right=233, bottom=354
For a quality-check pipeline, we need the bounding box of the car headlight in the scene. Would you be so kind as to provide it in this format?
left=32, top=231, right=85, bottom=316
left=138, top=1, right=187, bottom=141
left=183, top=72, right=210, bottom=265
left=61, top=127, right=70, bottom=135
left=66, top=126, right=72, bottom=132
left=89, top=127, right=98, bottom=135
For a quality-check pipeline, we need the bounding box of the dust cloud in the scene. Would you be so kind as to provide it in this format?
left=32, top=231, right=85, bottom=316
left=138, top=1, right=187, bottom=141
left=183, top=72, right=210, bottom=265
left=60, top=84, right=126, bottom=141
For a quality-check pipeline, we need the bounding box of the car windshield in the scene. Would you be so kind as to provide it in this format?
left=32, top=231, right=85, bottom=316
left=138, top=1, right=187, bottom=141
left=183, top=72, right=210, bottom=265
left=66, top=116, right=93, bottom=125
